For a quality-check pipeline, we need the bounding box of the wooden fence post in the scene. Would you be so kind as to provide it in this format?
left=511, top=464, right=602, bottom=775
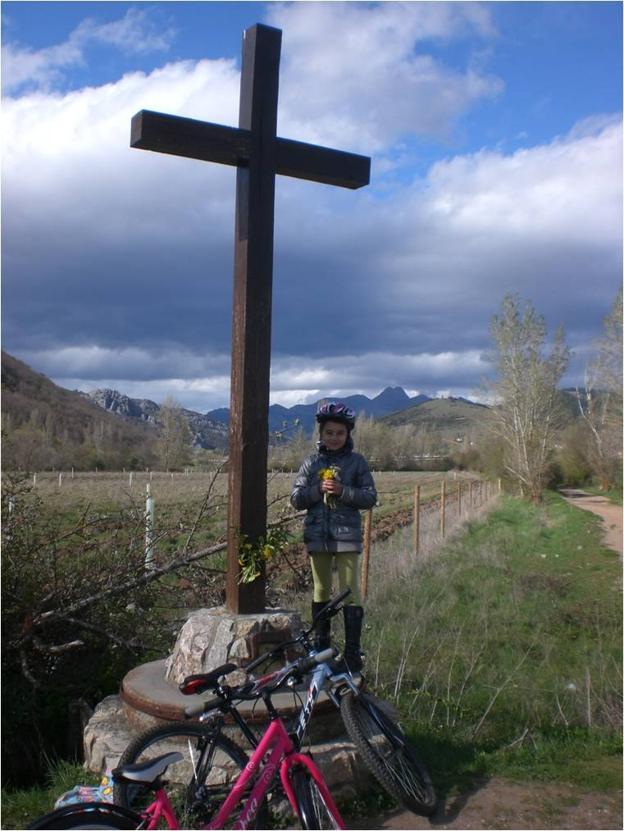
left=440, top=480, right=446, bottom=537
left=413, top=485, right=420, bottom=556
left=458, top=482, right=462, bottom=518
left=360, top=509, right=372, bottom=601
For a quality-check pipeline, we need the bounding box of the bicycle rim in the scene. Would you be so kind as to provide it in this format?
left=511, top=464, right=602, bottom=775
left=113, top=722, right=267, bottom=829
left=291, top=767, right=341, bottom=830
left=340, top=693, right=436, bottom=816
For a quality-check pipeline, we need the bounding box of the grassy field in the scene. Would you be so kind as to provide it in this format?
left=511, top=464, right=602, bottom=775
left=2, top=487, right=620, bottom=828
left=364, top=492, right=622, bottom=796
left=24, top=469, right=469, bottom=564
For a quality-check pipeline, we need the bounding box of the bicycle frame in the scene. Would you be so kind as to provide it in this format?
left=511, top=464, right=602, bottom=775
left=292, top=660, right=359, bottom=746
left=138, top=712, right=344, bottom=830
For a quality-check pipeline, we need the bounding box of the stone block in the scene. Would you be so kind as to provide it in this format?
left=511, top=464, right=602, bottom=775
left=165, top=606, right=302, bottom=684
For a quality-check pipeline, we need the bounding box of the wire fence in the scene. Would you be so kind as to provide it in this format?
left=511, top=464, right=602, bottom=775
left=360, top=478, right=500, bottom=599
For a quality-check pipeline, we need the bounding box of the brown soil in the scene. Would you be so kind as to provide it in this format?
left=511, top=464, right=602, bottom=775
left=559, top=489, right=623, bottom=557
left=353, top=778, right=622, bottom=829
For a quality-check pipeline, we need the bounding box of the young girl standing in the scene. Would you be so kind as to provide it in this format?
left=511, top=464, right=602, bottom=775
left=290, top=402, right=377, bottom=671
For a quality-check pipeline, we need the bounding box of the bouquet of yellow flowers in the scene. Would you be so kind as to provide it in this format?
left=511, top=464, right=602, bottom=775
left=318, top=465, right=341, bottom=508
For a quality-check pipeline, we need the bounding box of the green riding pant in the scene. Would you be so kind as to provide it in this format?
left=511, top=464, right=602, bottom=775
left=310, top=552, right=361, bottom=605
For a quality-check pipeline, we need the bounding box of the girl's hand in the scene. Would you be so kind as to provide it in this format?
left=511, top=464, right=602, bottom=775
left=320, top=479, right=343, bottom=497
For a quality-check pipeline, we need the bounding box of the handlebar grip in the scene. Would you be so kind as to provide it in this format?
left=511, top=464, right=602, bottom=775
left=314, top=647, right=337, bottom=664
left=299, top=647, right=337, bottom=673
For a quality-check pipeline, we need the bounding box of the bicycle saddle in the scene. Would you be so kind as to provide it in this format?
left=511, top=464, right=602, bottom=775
left=112, top=751, right=183, bottom=785
left=179, top=663, right=237, bottom=695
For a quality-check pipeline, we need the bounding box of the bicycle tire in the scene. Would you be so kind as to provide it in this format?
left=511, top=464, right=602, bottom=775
left=113, top=721, right=268, bottom=829
left=340, top=692, right=436, bottom=816
left=28, top=801, right=141, bottom=829
left=291, top=766, right=342, bottom=830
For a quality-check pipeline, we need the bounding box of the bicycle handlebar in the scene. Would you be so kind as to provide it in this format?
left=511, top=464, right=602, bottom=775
left=183, top=647, right=337, bottom=718
left=243, top=589, right=351, bottom=675
left=311, top=588, right=351, bottom=625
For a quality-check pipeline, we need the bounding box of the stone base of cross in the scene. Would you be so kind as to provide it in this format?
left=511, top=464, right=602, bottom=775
left=131, top=23, right=370, bottom=612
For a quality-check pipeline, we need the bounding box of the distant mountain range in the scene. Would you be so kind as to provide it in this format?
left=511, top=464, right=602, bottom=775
left=2, top=349, right=497, bottom=455
left=207, top=386, right=431, bottom=433
left=86, top=385, right=433, bottom=443
left=88, top=388, right=228, bottom=450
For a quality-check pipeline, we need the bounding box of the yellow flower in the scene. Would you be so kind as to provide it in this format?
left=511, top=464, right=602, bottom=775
left=319, top=465, right=341, bottom=507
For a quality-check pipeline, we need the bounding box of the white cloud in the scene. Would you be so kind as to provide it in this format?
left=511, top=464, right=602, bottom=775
left=2, top=8, right=175, bottom=94
left=267, top=1, right=503, bottom=152
left=423, top=117, right=622, bottom=245
left=2, top=57, right=241, bottom=259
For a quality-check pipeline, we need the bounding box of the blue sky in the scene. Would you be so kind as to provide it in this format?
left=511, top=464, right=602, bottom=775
left=2, top=2, right=622, bottom=411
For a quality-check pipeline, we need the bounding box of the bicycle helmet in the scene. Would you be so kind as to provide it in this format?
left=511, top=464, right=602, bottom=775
left=315, top=401, right=356, bottom=429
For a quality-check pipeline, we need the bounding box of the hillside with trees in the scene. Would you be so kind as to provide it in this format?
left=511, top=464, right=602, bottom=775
left=1, top=352, right=159, bottom=471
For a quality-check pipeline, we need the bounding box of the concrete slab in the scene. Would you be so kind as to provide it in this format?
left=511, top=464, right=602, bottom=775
left=120, top=659, right=346, bottom=742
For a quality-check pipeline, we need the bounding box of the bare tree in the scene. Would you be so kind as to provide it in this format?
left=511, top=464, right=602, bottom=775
left=489, top=295, right=570, bottom=502
left=157, top=395, right=192, bottom=470
left=575, top=289, right=623, bottom=490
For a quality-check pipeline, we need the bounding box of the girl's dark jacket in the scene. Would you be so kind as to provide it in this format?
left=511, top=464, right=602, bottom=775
left=290, top=438, right=377, bottom=553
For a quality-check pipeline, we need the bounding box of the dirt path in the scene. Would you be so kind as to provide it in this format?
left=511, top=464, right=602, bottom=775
left=559, top=488, right=623, bottom=556
left=352, top=777, right=622, bottom=829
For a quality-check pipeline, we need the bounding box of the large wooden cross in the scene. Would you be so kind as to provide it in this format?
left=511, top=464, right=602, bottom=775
left=130, top=23, right=370, bottom=613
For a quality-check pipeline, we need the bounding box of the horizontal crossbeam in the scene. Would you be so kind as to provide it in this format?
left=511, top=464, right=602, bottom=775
left=131, top=110, right=370, bottom=190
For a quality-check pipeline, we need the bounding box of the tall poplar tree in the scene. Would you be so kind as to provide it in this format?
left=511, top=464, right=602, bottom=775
left=489, top=295, right=570, bottom=502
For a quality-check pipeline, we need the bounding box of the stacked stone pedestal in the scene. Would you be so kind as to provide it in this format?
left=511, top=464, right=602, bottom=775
left=83, top=606, right=371, bottom=800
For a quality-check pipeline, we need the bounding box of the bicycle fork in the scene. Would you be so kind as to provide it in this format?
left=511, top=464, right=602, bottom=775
left=280, top=755, right=346, bottom=830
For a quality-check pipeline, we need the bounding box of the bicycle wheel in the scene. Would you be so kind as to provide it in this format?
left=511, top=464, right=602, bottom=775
left=290, top=766, right=342, bottom=830
left=340, top=692, right=436, bottom=816
left=28, top=802, right=140, bottom=829
left=113, top=722, right=268, bottom=829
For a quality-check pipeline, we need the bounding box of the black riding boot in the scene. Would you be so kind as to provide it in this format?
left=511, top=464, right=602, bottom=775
left=311, top=601, right=331, bottom=651
left=343, top=605, right=364, bottom=673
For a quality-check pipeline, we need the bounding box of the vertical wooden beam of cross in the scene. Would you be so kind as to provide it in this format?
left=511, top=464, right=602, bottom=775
left=130, top=23, right=370, bottom=613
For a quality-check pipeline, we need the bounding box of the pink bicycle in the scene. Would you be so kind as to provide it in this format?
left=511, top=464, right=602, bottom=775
left=28, top=647, right=345, bottom=830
